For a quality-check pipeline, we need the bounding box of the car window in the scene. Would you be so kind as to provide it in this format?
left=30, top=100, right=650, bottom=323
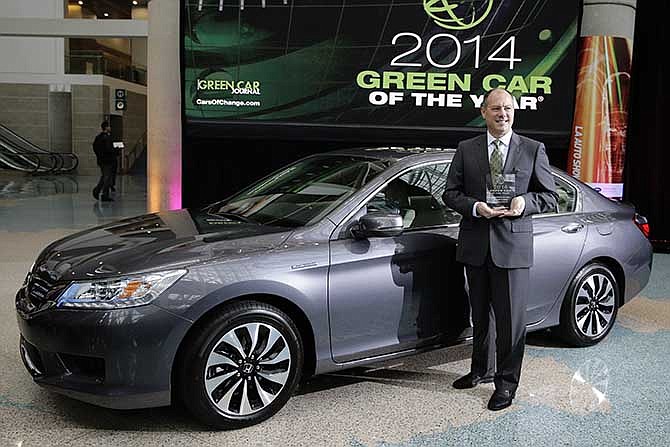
left=208, top=155, right=392, bottom=227
left=553, top=175, right=578, bottom=213
left=366, top=162, right=461, bottom=229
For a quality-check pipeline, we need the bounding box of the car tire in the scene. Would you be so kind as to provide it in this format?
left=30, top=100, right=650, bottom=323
left=558, top=263, right=619, bottom=347
left=177, top=301, right=303, bottom=429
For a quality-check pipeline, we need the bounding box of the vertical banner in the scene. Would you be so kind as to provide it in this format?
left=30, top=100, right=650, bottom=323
left=567, top=36, right=632, bottom=199
left=567, top=0, right=636, bottom=200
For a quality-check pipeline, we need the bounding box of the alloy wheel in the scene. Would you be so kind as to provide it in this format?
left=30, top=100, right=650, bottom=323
left=574, top=273, right=616, bottom=337
left=204, top=322, right=291, bottom=417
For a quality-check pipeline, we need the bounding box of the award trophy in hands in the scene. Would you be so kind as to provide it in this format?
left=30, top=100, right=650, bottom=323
left=486, top=173, right=516, bottom=208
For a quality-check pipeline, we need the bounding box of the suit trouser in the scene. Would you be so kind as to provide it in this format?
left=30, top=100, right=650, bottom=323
left=94, top=163, right=114, bottom=198
left=111, top=158, right=118, bottom=188
left=465, top=251, right=529, bottom=393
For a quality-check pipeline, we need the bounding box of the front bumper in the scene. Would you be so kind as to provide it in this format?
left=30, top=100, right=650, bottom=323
left=16, top=287, right=192, bottom=409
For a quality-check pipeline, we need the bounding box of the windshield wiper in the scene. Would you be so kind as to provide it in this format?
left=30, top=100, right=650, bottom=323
left=209, top=211, right=260, bottom=225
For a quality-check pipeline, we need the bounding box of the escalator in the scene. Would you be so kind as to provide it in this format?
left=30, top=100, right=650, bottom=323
left=0, top=124, right=78, bottom=173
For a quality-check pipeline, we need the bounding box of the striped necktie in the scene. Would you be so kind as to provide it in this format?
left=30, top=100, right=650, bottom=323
left=490, top=139, right=504, bottom=179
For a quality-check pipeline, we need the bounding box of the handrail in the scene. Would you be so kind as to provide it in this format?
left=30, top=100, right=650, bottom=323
left=0, top=123, right=80, bottom=174
left=122, top=131, right=147, bottom=174
left=0, top=123, right=39, bottom=149
left=60, top=153, right=79, bottom=172
left=52, top=153, right=64, bottom=173
left=0, top=145, right=75, bottom=175
left=65, top=53, right=147, bottom=86
left=0, top=150, right=43, bottom=173
left=0, top=137, right=40, bottom=168
left=31, top=152, right=58, bottom=174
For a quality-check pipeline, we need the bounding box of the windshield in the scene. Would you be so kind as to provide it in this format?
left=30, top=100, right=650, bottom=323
left=208, top=155, right=392, bottom=227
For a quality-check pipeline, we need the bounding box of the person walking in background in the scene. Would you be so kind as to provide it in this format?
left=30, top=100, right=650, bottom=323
left=443, top=88, right=558, bottom=411
left=92, top=121, right=116, bottom=202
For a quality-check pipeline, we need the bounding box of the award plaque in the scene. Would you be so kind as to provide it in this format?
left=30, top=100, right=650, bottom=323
left=486, top=174, right=516, bottom=207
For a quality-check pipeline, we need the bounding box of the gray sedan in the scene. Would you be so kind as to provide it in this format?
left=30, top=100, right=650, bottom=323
left=16, top=147, right=653, bottom=429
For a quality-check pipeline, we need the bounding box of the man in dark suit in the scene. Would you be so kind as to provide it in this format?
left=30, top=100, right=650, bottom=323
left=92, top=121, right=116, bottom=202
left=443, top=88, right=558, bottom=411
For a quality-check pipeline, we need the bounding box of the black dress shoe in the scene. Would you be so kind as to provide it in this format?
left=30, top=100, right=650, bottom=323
left=452, top=372, right=494, bottom=389
left=487, top=389, right=515, bottom=411
left=92, top=188, right=100, bottom=200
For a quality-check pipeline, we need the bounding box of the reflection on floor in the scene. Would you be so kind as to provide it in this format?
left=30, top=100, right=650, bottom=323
left=0, top=170, right=668, bottom=446
left=0, top=171, right=148, bottom=232
left=0, top=175, right=79, bottom=199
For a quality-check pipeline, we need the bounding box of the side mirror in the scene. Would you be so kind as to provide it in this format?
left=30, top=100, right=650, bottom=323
left=351, top=212, right=403, bottom=239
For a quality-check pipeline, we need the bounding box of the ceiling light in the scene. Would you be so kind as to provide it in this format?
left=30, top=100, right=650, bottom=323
left=132, top=1, right=138, bottom=5
left=103, top=12, right=109, bottom=17
left=78, top=0, right=83, bottom=5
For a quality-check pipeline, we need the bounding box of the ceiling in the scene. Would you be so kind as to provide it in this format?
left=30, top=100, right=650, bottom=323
left=68, top=0, right=148, bottom=20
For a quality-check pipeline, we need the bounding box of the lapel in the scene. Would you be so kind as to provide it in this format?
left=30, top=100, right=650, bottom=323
left=504, top=132, right=522, bottom=174
left=474, top=134, right=489, bottom=179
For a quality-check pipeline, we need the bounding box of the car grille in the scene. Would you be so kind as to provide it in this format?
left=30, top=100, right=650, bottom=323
left=26, top=269, right=67, bottom=307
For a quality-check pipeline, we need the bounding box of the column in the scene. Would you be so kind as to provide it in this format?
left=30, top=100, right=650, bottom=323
left=147, top=0, right=181, bottom=211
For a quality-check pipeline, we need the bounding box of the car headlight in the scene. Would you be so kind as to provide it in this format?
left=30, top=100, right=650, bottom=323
left=56, top=269, right=187, bottom=309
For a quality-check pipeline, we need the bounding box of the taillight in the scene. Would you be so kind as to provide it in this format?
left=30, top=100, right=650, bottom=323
left=634, top=213, right=650, bottom=238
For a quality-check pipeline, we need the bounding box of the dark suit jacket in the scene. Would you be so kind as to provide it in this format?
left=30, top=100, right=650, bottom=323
left=93, top=132, right=116, bottom=165
left=443, top=132, right=558, bottom=269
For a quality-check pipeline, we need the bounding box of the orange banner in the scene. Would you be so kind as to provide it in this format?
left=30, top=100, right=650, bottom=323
left=567, top=36, right=633, bottom=199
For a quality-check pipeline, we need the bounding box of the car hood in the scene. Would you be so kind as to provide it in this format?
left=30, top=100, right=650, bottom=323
left=33, top=209, right=292, bottom=281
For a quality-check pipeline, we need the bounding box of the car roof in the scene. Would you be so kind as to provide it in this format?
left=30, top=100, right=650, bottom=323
left=326, top=146, right=457, bottom=163
left=323, top=146, right=581, bottom=185
left=327, top=146, right=571, bottom=178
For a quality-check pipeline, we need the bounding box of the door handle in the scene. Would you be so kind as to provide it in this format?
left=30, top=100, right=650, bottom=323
left=561, top=223, right=584, bottom=234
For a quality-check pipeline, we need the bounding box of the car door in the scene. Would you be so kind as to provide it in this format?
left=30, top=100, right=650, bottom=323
left=526, top=174, right=588, bottom=323
left=328, top=162, right=470, bottom=363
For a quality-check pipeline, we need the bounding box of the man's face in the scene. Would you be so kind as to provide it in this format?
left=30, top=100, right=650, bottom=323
left=481, top=90, right=514, bottom=138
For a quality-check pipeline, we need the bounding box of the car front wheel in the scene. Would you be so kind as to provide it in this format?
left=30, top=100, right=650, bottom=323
left=558, top=263, right=619, bottom=347
left=177, top=301, right=303, bottom=429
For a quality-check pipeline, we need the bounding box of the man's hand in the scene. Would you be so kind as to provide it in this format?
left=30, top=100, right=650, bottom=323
left=500, top=196, right=525, bottom=218
left=476, top=202, right=507, bottom=219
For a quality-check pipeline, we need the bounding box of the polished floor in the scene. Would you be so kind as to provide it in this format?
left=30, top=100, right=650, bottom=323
left=1, top=172, right=669, bottom=446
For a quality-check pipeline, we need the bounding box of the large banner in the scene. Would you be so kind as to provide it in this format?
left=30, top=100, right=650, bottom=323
left=567, top=36, right=633, bottom=200
left=183, top=0, right=580, bottom=134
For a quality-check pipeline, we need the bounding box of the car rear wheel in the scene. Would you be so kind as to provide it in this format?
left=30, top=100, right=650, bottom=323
left=177, top=301, right=303, bottom=429
left=558, top=263, right=619, bottom=347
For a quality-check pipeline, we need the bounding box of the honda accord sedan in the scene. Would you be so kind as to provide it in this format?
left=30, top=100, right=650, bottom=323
left=16, top=147, right=653, bottom=428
